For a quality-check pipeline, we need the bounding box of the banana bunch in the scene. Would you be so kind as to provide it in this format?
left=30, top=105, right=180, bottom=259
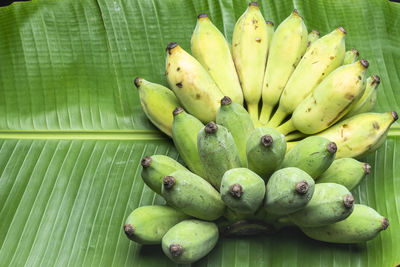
left=129, top=2, right=397, bottom=264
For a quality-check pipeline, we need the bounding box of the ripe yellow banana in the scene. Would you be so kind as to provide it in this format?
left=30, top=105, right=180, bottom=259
left=166, top=42, right=223, bottom=123
left=268, top=27, right=346, bottom=127
left=278, top=59, right=369, bottom=135
left=343, top=49, right=359, bottom=64
left=191, top=14, right=244, bottom=105
left=306, top=30, right=319, bottom=51
left=266, top=21, right=275, bottom=51
left=232, top=2, right=271, bottom=124
left=343, top=75, right=380, bottom=119
left=259, top=10, right=308, bottom=125
left=135, top=77, right=180, bottom=137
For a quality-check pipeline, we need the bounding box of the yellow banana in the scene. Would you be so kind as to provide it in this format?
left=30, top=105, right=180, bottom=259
left=315, top=111, right=398, bottom=158
left=266, top=21, right=275, bottom=51
left=306, top=30, right=320, bottom=51
left=259, top=10, right=308, bottom=125
left=268, top=27, right=346, bottom=127
left=343, top=49, right=359, bottom=64
left=166, top=42, right=223, bottom=123
left=343, top=75, right=380, bottom=119
left=232, top=2, right=270, bottom=124
left=278, top=59, right=369, bottom=135
left=134, top=77, right=180, bottom=137
left=191, top=14, right=244, bottom=105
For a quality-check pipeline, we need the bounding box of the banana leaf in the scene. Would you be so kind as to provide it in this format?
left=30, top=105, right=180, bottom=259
left=0, top=0, right=399, bottom=266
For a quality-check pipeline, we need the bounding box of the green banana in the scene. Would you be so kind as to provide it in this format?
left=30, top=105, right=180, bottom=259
left=161, top=169, right=225, bottom=221
left=191, top=14, right=244, bottom=105
left=266, top=21, right=275, bottom=51
left=220, top=168, right=265, bottom=214
left=216, top=96, right=254, bottom=166
left=264, top=167, right=315, bottom=215
left=259, top=10, right=308, bottom=125
left=285, top=131, right=307, bottom=142
left=141, top=154, right=188, bottom=195
left=289, top=183, right=354, bottom=227
left=306, top=30, right=319, bottom=51
left=317, top=158, right=370, bottom=190
left=301, top=204, right=389, bottom=243
left=198, top=122, right=242, bottom=188
left=172, top=107, right=205, bottom=177
left=343, top=75, right=380, bottom=119
left=232, top=2, right=270, bottom=124
left=268, top=27, right=346, bottom=127
left=280, top=136, right=337, bottom=179
left=124, top=205, right=190, bottom=244
left=316, top=111, right=398, bottom=158
left=343, top=49, right=359, bottom=64
left=166, top=42, right=223, bottom=123
left=134, top=77, right=180, bottom=137
left=279, top=59, right=369, bottom=135
left=162, top=219, right=219, bottom=264
left=246, top=127, right=287, bottom=180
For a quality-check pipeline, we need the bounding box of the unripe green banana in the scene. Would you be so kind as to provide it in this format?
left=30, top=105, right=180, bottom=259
left=124, top=205, right=190, bottom=244
left=246, top=127, right=286, bottom=180
left=289, top=183, right=354, bottom=227
left=285, top=131, right=307, bottom=142
left=268, top=27, right=346, bottom=127
left=134, top=77, right=180, bottom=136
left=343, top=75, right=380, bottom=119
left=317, top=158, right=371, bottom=190
left=301, top=204, right=389, bottom=243
left=162, top=219, right=219, bottom=264
left=281, top=59, right=369, bottom=135
left=343, top=49, right=359, bottom=64
left=191, top=14, right=244, bottom=105
left=259, top=10, right=308, bottom=125
left=306, top=30, right=319, bottom=51
left=265, top=167, right=315, bottom=215
left=161, top=169, right=225, bottom=221
left=316, top=111, right=398, bottom=159
left=141, top=155, right=187, bottom=195
left=220, top=168, right=265, bottom=214
left=216, top=96, right=254, bottom=166
left=281, top=136, right=337, bottom=179
left=232, top=2, right=270, bottom=124
left=198, top=122, right=242, bottom=188
left=172, top=107, right=205, bottom=177
left=166, top=42, right=223, bottom=123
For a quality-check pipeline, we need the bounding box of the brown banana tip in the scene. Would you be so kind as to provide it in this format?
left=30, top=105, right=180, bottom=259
left=134, top=77, right=142, bottom=88
left=363, top=163, right=371, bottom=174
left=169, top=244, right=183, bottom=257
left=372, top=75, right=381, bottom=85
left=221, top=96, right=232, bottom=105
left=392, top=111, right=399, bottom=121
left=343, top=194, right=354, bottom=208
left=266, top=21, right=274, bottom=26
left=351, top=49, right=359, bottom=56
left=293, top=9, right=298, bottom=14
left=124, top=224, right=135, bottom=238
left=382, top=218, right=389, bottom=230
left=327, top=142, right=337, bottom=154
left=311, top=29, right=320, bottom=35
left=205, top=122, right=218, bottom=134
left=229, top=183, right=243, bottom=198
left=249, top=2, right=259, bottom=7
left=163, top=176, right=176, bottom=189
left=260, top=134, right=273, bottom=147
left=295, top=180, right=309, bottom=194
left=360, top=59, right=369, bottom=68
left=198, top=13, right=208, bottom=18
left=173, top=107, right=184, bottom=116
left=166, top=42, right=178, bottom=52
left=338, top=27, right=346, bottom=34
left=141, top=156, right=152, bottom=168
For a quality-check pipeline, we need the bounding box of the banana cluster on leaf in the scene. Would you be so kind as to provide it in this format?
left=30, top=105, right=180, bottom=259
left=129, top=2, right=397, bottom=264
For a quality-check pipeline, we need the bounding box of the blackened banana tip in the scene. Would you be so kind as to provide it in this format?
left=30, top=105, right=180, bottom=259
left=327, top=142, right=337, bottom=154
left=249, top=1, right=259, bottom=7
left=363, top=163, right=371, bottom=174
left=198, top=13, right=208, bottom=19
left=351, top=49, right=359, bottom=56
left=266, top=21, right=274, bottom=26
left=372, top=75, right=381, bottom=85
left=229, top=183, right=243, bottom=198
left=382, top=218, right=389, bottom=230
left=261, top=134, right=273, bottom=147
left=166, top=42, right=178, bottom=53
left=343, top=194, right=354, bottom=208
left=338, top=27, right=347, bottom=34
left=221, top=96, right=232, bottom=105
left=360, top=59, right=369, bottom=68
left=205, top=122, right=218, bottom=134
left=134, top=77, right=142, bottom=88
left=124, top=224, right=135, bottom=238
left=163, top=176, right=176, bottom=189
left=392, top=111, right=398, bottom=121
left=295, top=180, right=309, bottom=194
left=141, top=156, right=152, bottom=168
left=169, top=244, right=183, bottom=257
left=173, top=107, right=184, bottom=116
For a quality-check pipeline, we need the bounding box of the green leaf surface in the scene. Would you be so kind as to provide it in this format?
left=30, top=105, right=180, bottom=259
left=0, top=0, right=399, bottom=266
